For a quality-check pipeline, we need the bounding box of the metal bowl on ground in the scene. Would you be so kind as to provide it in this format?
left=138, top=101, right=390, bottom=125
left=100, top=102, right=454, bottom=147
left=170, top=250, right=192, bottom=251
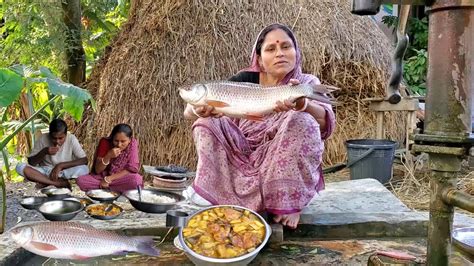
left=38, top=200, right=83, bottom=221
left=86, top=189, right=121, bottom=202
left=453, top=227, right=474, bottom=255
left=178, top=205, right=272, bottom=266
left=123, top=189, right=185, bottom=213
left=85, top=203, right=123, bottom=220
left=64, top=197, right=93, bottom=207
left=40, top=187, right=71, bottom=200
left=20, top=196, right=48, bottom=210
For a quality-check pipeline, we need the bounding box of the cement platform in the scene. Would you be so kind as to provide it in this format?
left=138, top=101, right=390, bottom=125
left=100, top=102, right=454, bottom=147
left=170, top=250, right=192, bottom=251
left=294, top=178, right=474, bottom=239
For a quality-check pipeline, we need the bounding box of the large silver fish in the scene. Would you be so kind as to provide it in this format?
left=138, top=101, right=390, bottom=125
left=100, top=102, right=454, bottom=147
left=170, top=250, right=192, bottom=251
left=10, top=222, right=160, bottom=260
left=179, top=81, right=335, bottom=121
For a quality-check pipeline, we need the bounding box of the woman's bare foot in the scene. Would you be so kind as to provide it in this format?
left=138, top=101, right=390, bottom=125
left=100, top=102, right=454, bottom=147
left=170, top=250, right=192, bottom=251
left=273, top=212, right=301, bottom=229
left=273, top=214, right=284, bottom=223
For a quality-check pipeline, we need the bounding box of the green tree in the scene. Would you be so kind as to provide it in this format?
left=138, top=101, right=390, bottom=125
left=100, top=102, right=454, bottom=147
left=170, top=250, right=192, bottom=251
left=0, top=0, right=130, bottom=77
left=0, top=64, right=95, bottom=233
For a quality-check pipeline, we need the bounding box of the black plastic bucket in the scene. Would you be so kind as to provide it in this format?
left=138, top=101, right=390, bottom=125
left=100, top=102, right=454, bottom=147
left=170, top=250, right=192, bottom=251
left=345, top=139, right=397, bottom=184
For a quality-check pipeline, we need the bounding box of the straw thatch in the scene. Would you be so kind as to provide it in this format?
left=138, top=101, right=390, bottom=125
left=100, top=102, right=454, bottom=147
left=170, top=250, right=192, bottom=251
left=77, top=0, right=406, bottom=171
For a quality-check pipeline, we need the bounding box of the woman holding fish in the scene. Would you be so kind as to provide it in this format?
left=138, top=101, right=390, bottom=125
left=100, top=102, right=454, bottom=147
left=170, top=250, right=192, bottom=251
left=181, top=23, right=336, bottom=229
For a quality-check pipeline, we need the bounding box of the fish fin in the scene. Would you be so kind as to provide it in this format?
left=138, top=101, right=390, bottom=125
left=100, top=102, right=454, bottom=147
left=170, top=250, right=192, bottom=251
left=376, top=251, right=417, bottom=260
left=311, top=84, right=339, bottom=93
left=30, top=241, right=58, bottom=251
left=244, top=113, right=265, bottom=122
left=133, top=236, right=160, bottom=257
left=71, top=254, right=91, bottom=260
left=307, top=84, right=337, bottom=105
left=205, top=99, right=230, bottom=108
left=112, top=251, right=129, bottom=256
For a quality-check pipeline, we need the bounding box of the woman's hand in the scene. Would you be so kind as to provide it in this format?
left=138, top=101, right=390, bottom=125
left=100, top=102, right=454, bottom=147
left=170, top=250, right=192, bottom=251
left=193, top=105, right=223, bottom=118
left=106, top=148, right=121, bottom=159
left=100, top=179, right=110, bottom=189
left=288, top=79, right=300, bottom=86
left=274, top=79, right=306, bottom=113
left=274, top=99, right=297, bottom=112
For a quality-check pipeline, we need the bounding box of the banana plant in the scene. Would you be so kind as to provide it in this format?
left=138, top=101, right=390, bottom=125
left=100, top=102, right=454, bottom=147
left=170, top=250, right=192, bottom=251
left=0, top=64, right=95, bottom=233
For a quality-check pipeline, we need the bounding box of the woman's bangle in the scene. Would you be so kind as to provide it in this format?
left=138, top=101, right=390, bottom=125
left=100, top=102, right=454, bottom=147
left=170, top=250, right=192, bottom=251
left=191, top=106, right=203, bottom=118
left=101, top=157, right=110, bottom=165
left=295, top=98, right=309, bottom=112
left=104, top=176, right=111, bottom=184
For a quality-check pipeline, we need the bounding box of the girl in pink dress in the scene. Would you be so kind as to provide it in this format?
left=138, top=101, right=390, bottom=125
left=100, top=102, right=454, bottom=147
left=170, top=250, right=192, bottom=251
left=77, top=124, right=143, bottom=193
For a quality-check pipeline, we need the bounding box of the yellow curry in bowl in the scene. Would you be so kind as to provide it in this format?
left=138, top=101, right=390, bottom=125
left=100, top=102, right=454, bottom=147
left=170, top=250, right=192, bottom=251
left=182, top=206, right=266, bottom=259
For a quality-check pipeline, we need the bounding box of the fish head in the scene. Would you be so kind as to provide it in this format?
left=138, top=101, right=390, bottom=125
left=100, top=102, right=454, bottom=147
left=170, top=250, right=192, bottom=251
left=178, top=84, right=207, bottom=104
left=10, top=225, right=33, bottom=246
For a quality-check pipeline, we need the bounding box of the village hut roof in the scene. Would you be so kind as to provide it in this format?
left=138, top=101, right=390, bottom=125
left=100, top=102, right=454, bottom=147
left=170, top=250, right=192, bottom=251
left=77, top=0, right=405, bottom=170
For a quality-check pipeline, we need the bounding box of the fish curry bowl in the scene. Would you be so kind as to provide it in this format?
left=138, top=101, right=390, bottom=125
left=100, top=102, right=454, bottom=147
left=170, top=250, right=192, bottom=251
left=85, top=203, right=123, bottom=220
left=38, top=200, right=83, bottom=221
left=178, top=205, right=271, bottom=266
left=124, top=188, right=185, bottom=213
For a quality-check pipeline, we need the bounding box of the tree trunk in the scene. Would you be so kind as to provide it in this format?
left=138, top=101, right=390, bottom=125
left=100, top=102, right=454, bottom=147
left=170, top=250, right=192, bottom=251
left=62, top=0, right=86, bottom=86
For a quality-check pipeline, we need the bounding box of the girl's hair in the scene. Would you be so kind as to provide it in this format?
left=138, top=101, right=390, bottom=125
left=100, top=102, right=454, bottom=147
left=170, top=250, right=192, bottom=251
left=110, top=123, right=133, bottom=138
left=254, top=24, right=296, bottom=56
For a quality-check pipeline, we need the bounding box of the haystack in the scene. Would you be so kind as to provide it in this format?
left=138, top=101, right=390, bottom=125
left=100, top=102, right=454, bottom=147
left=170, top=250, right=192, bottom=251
left=78, top=0, right=405, bottom=170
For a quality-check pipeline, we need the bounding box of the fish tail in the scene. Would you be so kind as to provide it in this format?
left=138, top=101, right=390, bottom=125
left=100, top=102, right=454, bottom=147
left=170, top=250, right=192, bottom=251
left=133, top=236, right=160, bottom=257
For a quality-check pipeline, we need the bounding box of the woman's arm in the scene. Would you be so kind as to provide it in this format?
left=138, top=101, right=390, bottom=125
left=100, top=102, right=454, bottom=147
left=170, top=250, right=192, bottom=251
left=104, top=169, right=130, bottom=183
left=94, top=138, right=119, bottom=174
left=183, top=103, right=222, bottom=121
left=95, top=153, right=112, bottom=174
left=304, top=101, right=327, bottom=131
left=100, top=139, right=139, bottom=188
left=101, top=169, right=130, bottom=189
left=183, top=104, right=200, bottom=120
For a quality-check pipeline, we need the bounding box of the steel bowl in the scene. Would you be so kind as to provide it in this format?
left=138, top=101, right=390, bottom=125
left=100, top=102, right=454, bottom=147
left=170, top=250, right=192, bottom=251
left=166, top=210, right=189, bottom=227
left=123, top=188, right=185, bottom=213
left=64, top=197, right=93, bottom=207
left=40, top=187, right=71, bottom=200
left=38, top=200, right=83, bottom=221
left=178, top=205, right=272, bottom=266
left=453, top=227, right=474, bottom=255
left=85, top=203, right=123, bottom=220
left=20, top=196, right=48, bottom=210
left=86, top=189, right=121, bottom=202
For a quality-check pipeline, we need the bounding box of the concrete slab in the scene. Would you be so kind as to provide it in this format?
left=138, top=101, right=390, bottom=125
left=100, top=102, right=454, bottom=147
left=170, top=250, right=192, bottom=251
left=303, top=178, right=411, bottom=214
left=292, top=179, right=473, bottom=239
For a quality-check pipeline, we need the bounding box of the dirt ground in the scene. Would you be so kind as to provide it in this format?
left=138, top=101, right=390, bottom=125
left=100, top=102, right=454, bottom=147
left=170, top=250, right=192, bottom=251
left=3, top=158, right=473, bottom=231
left=3, top=179, right=167, bottom=231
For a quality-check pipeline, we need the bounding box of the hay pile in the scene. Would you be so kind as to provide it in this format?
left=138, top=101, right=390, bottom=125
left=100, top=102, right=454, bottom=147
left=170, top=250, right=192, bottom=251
left=389, top=155, right=474, bottom=211
left=78, top=0, right=405, bottom=170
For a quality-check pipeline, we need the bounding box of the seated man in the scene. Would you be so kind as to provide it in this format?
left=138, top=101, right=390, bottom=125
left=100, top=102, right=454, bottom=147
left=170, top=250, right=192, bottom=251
left=16, top=118, right=89, bottom=188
